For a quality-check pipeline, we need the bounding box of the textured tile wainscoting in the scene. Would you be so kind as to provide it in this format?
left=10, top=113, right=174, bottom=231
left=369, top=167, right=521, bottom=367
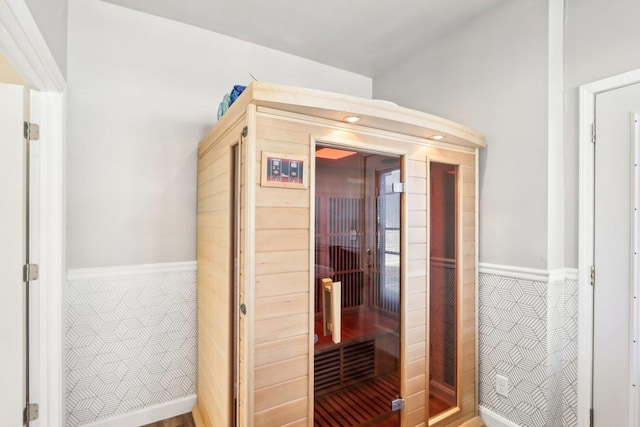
left=64, top=261, right=579, bottom=426
left=65, top=262, right=197, bottom=426
left=562, top=278, right=578, bottom=427
left=478, top=265, right=578, bottom=427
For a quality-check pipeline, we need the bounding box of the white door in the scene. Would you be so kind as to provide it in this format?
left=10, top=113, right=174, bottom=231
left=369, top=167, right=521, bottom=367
left=0, top=83, right=27, bottom=425
left=593, top=82, right=640, bottom=426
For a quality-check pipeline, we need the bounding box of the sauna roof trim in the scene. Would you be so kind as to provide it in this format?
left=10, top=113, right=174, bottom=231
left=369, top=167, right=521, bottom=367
left=218, top=81, right=485, bottom=149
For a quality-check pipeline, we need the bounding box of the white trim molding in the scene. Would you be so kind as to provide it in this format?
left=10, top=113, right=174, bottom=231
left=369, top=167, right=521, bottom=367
left=67, top=260, right=197, bottom=281
left=479, top=262, right=577, bottom=283
left=0, top=0, right=65, bottom=91
left=479, top=405, right=521, bottom=427
left=81, top=395, right=196, bottom=427
left=479, top=262, right=549, bottom=281
left=578, top=67, right=640, bottom=427
left=39, top=89, right=66, bottom=427
left=0, top=2, right=67, bottom=426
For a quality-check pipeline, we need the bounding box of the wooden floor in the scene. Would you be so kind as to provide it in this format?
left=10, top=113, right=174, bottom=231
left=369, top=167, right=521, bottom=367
left=314, top=374, right=399, bottom=426
left=141, top=413, right=195, bottom=427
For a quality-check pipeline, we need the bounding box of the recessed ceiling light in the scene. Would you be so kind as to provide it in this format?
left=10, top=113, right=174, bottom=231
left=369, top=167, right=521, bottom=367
left=344, top=115, right=361, bottom=123
left=431, top=134, right=445, bottom=140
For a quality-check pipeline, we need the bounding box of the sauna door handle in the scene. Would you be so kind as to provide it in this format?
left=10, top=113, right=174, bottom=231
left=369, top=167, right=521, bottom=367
left=321, top=278, right=341, bottom=344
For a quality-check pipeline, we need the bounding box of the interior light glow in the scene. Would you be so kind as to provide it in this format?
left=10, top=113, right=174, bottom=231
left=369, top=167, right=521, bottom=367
left=344, top=115, right=361, bottom=123
left=431, top=134, right=445, bottom=140
left=315, top=147, right=358, bottom=160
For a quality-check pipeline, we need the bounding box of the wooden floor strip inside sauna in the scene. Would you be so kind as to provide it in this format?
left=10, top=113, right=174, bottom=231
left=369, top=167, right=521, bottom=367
left=314, top=374, right=399, bottom=427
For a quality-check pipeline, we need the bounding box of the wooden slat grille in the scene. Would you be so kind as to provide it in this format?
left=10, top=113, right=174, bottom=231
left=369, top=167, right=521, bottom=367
left=343, top=341, right=376, bottom=385
left=314, top=373, right=399, bottom=427
left=314, top=348, right=341, bottom=393
left=314, top=340, right=376, bottom=396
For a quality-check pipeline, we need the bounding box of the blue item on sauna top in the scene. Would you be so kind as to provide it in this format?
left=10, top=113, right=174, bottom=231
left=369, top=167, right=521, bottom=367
left=217, top=93, right=231, bottom=120
left=230, top=85, right=247, bottom=105
left=217, top=85, right=247, bottom=121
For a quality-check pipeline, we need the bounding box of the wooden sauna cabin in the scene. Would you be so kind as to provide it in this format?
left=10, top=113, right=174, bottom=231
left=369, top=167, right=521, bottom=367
left=194, top=82, right=486, bottom=427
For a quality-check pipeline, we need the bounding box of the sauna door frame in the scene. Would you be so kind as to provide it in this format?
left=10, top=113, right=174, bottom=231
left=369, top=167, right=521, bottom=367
left=309, top=135, right=408, bottom=425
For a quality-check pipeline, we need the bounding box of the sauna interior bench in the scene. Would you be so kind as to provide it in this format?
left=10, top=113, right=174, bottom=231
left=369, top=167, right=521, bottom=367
left=314, top=310, right=399, bottom=349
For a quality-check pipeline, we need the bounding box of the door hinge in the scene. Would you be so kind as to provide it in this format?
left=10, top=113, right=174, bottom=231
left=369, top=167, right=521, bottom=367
left=241, top=126, right=248, bottom=138
left=391, top=182, right=406, bottom=193
left=391, top=397, right=404, bottom=411
left=23, top=403, right=39, bottom=423
left=590, top=266, right=595, bottom=286
left=24, top=122, right=40, bottom=141
left=23, top=264, right=39, bottom=282
left=591, top=122, right=596, bottom=144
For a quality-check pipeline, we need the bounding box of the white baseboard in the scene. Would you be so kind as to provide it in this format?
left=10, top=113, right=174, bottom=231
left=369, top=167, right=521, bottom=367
left=81, top=395, right=196, bottom=427
left=479, top=405, right=520, bottom=427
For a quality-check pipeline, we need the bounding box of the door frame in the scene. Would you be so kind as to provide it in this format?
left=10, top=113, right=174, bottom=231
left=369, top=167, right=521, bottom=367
left=0, top=1, right=66, bottom=425
left=309, top=136, right=407, bottom=425
left=578, top=68, right=640, bottom=427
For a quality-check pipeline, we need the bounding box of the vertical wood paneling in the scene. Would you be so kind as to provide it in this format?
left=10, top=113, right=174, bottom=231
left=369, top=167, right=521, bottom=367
left=251, top=117, right=311, bottom=425
left=196, top=120, right=246, bottom=427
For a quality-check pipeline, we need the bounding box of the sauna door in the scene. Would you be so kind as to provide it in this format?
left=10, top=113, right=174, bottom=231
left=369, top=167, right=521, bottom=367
left=313, top=146, right=401, bottom=426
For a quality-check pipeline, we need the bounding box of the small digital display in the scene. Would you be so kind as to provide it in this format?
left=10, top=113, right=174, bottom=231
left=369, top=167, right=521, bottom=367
left=265, top=156, right=303, bottom=184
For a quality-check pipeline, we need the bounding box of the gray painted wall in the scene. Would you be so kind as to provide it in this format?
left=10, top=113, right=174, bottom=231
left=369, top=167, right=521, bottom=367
left=61, top=0, right=640, bottom=271
left=374, top=0, right=550, bottom=269
left=375, top=0, right=640, bottom=270
left=66, top=0, right=372, bottom=269
left=24, top=0, right=67, bottom=78
left=563, top=0, right=640, bottom=267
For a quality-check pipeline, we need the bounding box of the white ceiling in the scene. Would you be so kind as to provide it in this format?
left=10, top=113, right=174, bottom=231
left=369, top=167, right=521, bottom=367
left=98, top=0, right=505, bottom=77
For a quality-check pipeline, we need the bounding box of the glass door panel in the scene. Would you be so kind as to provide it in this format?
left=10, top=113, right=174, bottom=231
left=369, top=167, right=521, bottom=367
left=428, top=162, right=458, bottom=418
left=314, top=146, right=401, bottom=427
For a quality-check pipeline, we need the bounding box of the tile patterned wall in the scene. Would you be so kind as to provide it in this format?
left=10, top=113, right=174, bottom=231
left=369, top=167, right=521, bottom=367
left=562, top=279, right=579, bottom=427
left=547, top=278, right=565, bottom=427
left=65, top=263, right=197, bottom=426
left=478, top=273, right=549, bottom=426
left=478, top=268, right=579, bottom=427
left=63, top=261, right=579, bottom=427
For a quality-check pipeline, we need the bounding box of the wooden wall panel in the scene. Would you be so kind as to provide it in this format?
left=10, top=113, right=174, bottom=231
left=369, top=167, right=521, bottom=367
left=254, top=397, right=308, bottom=427
left=254, top=377, right=309, bottom=412
left=255, top=207, right=309, bottom=229
left=255, top=271, right=308, bottom=298
left=251, top=115, right=312, bottom=426
left=196, top=120, right=245, bottom=427
left=254, top=293, right=308, bottom=320
left=255, top=335, right=308, bottom=367
left=255, top=355, right=308, bottom=389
